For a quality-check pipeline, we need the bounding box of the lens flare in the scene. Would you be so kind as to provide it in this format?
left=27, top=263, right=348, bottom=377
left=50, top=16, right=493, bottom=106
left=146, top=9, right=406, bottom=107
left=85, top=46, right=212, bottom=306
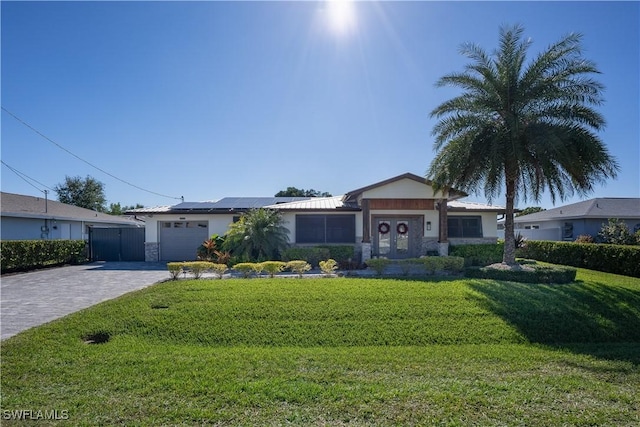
left=326, top=0, right=357, bottom=36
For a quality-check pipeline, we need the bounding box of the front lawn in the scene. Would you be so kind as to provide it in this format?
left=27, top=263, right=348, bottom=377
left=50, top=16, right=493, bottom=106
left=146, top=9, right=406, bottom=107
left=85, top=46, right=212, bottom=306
left=2, top=269, right=639, bottom=425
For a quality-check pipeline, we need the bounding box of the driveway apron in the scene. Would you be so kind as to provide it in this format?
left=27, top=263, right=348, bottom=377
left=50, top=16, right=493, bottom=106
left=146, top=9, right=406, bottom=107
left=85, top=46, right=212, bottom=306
left=1, top=262, right=170, bottom=340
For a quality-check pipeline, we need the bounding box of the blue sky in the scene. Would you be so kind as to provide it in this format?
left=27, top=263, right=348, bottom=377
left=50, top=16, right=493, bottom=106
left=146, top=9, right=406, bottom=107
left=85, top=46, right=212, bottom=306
left=2, top=1, right=638, bottom=210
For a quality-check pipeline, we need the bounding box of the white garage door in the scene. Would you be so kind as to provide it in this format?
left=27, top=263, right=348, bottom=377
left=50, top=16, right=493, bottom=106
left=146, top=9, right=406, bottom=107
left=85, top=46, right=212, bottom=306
left=159, top=221, right=209, bottom=261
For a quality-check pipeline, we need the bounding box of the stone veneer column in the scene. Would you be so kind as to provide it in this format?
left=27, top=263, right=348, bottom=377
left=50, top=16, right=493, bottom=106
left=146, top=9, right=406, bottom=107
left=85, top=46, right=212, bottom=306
left=360, top=242, right=372, bottom=264
left=145, top=242, right=159, bottom=262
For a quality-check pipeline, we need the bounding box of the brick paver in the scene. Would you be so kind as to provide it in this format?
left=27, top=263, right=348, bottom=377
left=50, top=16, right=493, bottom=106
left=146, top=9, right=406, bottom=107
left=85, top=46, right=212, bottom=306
left=1, top=262, right=171, bottom=340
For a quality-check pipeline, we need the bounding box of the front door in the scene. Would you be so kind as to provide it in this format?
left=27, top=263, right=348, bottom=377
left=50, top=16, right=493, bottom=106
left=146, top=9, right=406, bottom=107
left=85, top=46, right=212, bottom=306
left=374, top=218, right=419, bottom=259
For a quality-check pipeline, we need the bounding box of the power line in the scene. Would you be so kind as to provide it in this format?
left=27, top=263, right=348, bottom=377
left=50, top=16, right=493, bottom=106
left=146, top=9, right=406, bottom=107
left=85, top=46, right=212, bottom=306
left=1, top=160, right=54, bottom=193
left=1, top=107, right=183, bottom=200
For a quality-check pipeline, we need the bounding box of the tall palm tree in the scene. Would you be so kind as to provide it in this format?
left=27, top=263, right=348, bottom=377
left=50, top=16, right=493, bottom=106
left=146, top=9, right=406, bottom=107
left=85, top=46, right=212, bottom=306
left=427, top=25, right=619, bottom=265
left=223, top=208, right=290, bottom=262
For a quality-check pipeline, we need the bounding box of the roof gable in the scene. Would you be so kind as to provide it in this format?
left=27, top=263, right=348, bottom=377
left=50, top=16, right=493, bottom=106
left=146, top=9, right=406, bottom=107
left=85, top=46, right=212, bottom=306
left=343, top=173, right=466, bottom=202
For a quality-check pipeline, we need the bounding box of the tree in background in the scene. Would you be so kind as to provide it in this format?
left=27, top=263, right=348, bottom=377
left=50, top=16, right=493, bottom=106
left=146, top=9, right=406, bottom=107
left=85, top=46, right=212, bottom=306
left=598, top=219, right=638, bottom=245
left=223, top=209, right=290, bottom=262
left=516, top=207, right=546, bottom=217
left=275, top=187, right=332, bottom=197
left=427, top=25, right=618, bottom=265
left=54, top=175, right=107, bottom=212
left=106, top=202, right=144, bottom=216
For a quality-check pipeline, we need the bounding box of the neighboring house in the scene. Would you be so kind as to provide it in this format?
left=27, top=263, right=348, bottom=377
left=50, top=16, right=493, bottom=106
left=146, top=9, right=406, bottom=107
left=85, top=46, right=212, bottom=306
left=129, top=173, right=506, bottom=263
left=1, top=192, right=143, bottom=241
left=498, top=198, right=640, bottom=241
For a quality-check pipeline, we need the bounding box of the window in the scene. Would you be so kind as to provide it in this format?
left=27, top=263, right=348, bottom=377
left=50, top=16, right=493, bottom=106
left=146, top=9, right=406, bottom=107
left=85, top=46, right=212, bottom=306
left=186, top=222, right=208, bottom=228
left=563, top=222, right=573, bottom=239
left=524, top=225, right=540, bottom=230
left=448, top=216, right=483, bottom=238
left=296, top=215, right=355, bottom=244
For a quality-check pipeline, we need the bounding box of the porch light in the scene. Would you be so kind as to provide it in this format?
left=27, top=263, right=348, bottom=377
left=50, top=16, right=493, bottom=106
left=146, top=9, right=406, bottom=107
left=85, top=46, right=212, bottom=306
left=426, top=221, right=432, bottom=231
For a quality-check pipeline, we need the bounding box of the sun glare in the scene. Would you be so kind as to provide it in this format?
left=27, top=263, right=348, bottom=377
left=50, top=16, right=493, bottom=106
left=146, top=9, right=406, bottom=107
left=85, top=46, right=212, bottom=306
left=326, top=0, right=357, bottom=36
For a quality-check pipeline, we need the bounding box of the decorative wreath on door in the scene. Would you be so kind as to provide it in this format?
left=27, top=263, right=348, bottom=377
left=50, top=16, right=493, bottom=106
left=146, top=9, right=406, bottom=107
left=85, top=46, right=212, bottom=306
left=396, top=223, right=409, bottom=235
left=378, top=223, right=390, bottom=234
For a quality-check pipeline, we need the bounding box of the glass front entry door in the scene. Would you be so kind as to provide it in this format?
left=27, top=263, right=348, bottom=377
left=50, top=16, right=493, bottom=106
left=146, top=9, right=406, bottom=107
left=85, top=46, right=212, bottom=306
left=374, top=218, right=415, bottom=259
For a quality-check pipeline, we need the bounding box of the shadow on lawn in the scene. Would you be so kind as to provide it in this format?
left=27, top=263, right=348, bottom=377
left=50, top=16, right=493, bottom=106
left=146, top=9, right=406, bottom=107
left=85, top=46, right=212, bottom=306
left=468, top=279, right=640, bottom=364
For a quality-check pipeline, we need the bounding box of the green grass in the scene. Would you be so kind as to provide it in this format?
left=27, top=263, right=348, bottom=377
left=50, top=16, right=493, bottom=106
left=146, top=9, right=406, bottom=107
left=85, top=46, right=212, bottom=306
left=2, top=269, right=639, bottom=425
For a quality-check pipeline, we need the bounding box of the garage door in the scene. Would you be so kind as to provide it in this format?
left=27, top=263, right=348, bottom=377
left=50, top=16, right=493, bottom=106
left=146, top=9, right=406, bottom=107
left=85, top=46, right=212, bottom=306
left=160, top=221, right=209, bottom=261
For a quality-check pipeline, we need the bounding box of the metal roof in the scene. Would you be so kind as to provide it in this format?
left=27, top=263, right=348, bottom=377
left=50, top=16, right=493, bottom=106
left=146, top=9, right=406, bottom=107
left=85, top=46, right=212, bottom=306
left=448, top=200, right=507, bottom=213
left=263, top=196, right=360, bottom=211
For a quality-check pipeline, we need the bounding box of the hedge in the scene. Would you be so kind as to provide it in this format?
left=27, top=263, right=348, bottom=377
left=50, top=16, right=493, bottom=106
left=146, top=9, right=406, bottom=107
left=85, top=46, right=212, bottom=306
left=281, top=247, right=330, bottom=267
left=1, top=240, right=88, bottom=274
left=449, top=243, right=504, bottom=266
left=365, top=257, right=465, bottom=276
left=281, top=245, right=356, bottom=269
left=518, top=240, right=640, bottom=278
left=465, top=264, right=577, bottom=284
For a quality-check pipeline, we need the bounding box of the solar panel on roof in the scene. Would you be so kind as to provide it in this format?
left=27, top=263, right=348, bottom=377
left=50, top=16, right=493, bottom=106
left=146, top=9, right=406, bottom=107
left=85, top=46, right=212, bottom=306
left=171, top=197, right=312, bottom=210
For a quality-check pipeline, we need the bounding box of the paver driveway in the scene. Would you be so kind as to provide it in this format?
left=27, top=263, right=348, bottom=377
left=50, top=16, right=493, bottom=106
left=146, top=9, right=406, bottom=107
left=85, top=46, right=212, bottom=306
left=1, top=262, right=171, bottom=340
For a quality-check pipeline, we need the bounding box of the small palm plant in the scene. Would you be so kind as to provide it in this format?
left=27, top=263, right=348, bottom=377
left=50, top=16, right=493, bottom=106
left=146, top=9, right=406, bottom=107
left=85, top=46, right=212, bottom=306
left=223, top=209, right=290, bottom=262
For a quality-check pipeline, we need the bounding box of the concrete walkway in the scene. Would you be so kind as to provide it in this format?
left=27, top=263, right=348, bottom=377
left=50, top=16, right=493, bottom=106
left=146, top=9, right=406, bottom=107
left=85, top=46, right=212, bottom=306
left=1, top=262, right=171, bottom=340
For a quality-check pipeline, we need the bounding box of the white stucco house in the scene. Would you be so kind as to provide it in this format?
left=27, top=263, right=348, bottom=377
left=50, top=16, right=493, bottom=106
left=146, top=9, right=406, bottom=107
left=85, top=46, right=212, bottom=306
left=129, top=173, right=506, bottom=263
left=1, top=191, right=143, bottom=241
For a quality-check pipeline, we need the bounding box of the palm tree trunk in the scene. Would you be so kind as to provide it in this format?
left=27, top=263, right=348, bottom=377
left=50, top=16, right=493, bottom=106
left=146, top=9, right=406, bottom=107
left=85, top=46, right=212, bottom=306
left=503, top=177, right=517, bottom=265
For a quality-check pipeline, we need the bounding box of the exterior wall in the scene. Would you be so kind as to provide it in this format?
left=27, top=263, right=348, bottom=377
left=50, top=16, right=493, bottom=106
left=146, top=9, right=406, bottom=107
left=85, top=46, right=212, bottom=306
left=1, top=217, right=97, bottom=240
left=498, top=228, right=561, bottom=241
left=362, top=179, right=445, bottom=199
left=0, top=217, right=46, bottom=240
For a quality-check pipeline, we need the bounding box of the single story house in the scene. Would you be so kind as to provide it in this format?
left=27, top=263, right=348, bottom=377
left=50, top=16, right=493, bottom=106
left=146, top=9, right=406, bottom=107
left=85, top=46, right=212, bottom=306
left=129, top=173, right=506, bottom=263
left=498, top=197, right=640, bottom=241
left=1, top=192, right=143, bottom=241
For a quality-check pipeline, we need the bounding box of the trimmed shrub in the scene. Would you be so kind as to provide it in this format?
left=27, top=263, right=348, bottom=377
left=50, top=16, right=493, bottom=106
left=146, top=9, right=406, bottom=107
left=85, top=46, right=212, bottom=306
left=251, top=262, right=265, bottom=277
left=465, top=264, right=577, bottom=284
left=420, top=257, right=464, bottom=274
left=1, top=240, right=88, bottom=273
left=365, top=258, right=390, bottom=276
left=167, top=262, right=184, bottom=280
left=286, top=260, right=312, bottom=278
left=232, top=263, right=257, bottom=278
left=182, top=262, right=214, bottom=279
left=315, top=245, right=355, bottom=269
left=518, top=240, right=640, bottom=278
left=260, top=261, right=287, bottom=278
left=281, top=247, right=330, bottom=268
left=367, top=257, right=465, bottom=276
left=449, top=243, right=504, bottom=266
left=319, top=259, right=338, bottom=276
left=441, top=256, right=465, bottom=273
left=210, top=263, right=228, bottom=279
left=575, top=235, right=594, bottom=244
left=398, top=259, right=414, bottom=276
